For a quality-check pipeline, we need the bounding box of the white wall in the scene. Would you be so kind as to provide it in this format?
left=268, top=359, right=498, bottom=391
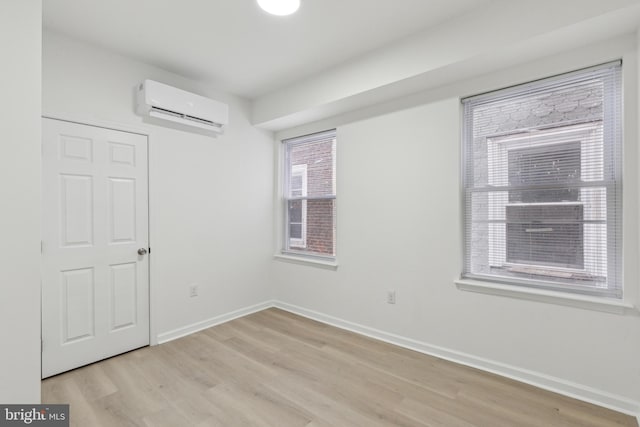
left=0, top=0, right=42, bottom=403
left=42, top=30, right=275, bottom=342
left=273, top=35, right=640, bottom=412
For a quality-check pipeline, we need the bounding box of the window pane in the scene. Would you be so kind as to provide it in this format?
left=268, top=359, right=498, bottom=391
left=508, top=143, right=581, bottom=203
left=286, top=199, right=336, bottom=255
left=289, top=223, right=302, bottom=240
left=305, top=199, right=336, bottom=256
left=288, top=138, right=336, bottom=198
left=506, top=205, right=584, bottom=269
left=288, top=199, right=303, bottom=223
left=290, top=175, right=303, bottom=191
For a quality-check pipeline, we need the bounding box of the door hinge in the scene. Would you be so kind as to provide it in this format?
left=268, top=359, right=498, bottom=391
left=148, top=247, right=151, bottom=254
left=41, top=241, right=43, bottom=254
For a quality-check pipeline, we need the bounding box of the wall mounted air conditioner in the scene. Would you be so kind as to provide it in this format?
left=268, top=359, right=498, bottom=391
left=136, top=79, right=229, bottom=134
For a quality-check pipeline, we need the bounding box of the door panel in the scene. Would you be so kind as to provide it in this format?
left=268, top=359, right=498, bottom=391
left=42, top=118, right=149, bottom=378
left=60, top=174, right=94, bottom=247
left=109, top=262, right=138, bottom=331
left=108, top=177, right=137, bottom=243
left=60, top=135, right=93, bottom=162
left=61, top=267, right=95, bottom=343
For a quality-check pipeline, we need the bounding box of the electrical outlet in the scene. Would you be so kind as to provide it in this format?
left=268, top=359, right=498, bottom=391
left=189, top=284, right=198, bottom=297
left=387, top=290, right=396, bottom=304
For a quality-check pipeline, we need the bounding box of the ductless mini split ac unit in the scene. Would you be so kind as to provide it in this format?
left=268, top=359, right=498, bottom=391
left=136, top=79, right=229, bottom=134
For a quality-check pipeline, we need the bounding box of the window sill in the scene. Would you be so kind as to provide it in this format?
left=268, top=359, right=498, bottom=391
left=274, top=254, right=338, bottom=270
left=454, top=278, right=635, bottom=315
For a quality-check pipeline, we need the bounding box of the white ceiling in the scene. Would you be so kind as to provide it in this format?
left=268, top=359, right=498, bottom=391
left=43, top=0, right=490, bottom=99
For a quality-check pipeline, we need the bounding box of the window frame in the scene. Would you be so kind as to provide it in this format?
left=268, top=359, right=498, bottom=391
left=281, top=129, right=337, bottom=262
left=460, top=62, right=622, bottom=299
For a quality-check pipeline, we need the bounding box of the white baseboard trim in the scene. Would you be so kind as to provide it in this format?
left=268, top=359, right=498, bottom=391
left=156, top=300, right=275, bottom=344
left=273, top=301, right=640, bottom=419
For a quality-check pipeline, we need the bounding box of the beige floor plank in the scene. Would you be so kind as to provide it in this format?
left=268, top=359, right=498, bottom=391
left=42, top=308, right=638, bottom=427
left=396, top=397, right=486, bottom=427
left=41, top=376, right=104, bottom=427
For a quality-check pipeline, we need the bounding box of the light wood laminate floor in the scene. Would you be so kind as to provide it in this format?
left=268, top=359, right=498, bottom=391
left=42, top=308, right=637, bottom=427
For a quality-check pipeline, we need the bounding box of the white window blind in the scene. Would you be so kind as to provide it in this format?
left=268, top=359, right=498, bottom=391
left=283, top=129, right=337, bottom=258
left=462, top=62, right=622, bottom=298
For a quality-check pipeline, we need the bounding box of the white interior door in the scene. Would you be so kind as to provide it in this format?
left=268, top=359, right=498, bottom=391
left=42, top=118, right=149, bottom=378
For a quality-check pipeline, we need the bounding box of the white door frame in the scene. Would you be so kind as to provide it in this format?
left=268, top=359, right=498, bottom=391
left=41, top=112, right=159, bottom=350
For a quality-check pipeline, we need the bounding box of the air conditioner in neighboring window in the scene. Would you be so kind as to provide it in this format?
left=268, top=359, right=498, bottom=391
left=136, top=79, right=229, bottom=134
left=505, top=203, right=584, bottom=270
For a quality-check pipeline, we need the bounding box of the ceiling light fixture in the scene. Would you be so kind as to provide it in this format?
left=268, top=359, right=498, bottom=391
left=257, top=0, right=300, bottom=16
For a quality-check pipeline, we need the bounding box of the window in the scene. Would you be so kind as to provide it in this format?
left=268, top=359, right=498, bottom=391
left=283, top=130, right=337, bottom=258
left=462, top=62, right=622, bottom=298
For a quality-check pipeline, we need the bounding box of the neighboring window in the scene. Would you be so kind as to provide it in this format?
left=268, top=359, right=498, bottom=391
left=283, top=130, right=337, bottom=258
left=505, top=140, right=584, bottom=270
left=462, top=62, right=622, bottom=298
left=288, top=164, right=308, bottom=248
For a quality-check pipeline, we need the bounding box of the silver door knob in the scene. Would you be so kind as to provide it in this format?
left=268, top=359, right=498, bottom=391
left=137, top=248, right=148, bottom=256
